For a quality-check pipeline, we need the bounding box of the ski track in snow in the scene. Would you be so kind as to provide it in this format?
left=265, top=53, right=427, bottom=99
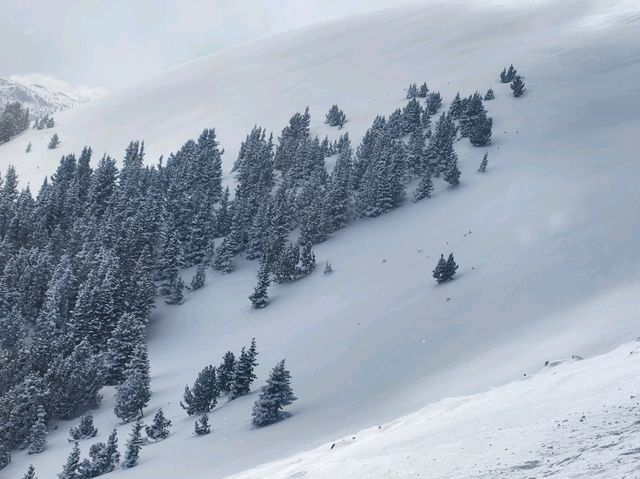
left=1, top=0, right=640, bottom=478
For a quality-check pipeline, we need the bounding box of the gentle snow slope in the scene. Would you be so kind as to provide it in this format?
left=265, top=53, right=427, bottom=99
left=229, top=341, right=640, bottom=479
left=3, top=0, right=640, bottom=478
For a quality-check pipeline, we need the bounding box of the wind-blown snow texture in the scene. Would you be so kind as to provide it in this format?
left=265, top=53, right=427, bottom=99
left=2, top=0, right=640, bottom=478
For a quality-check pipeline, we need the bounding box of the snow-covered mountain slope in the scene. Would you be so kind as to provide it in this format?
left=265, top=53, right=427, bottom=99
left=0, top=74, right=107, bottom=119
left=230, top=341, right=640, bottom=479
left=3, top=0, right=640, bottom=478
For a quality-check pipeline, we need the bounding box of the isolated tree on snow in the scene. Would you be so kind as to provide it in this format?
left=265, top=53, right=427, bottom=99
left=323, top=261, right=333, bottom=275
left=48, top=133, right=60, bottom=149
left=510, top=75, right=526, bottom=97
left=478, top=152, right=488, bottom=173
left=433, top=253, right=458, bottom=283
left=58, top=442, right=80, bottom=479
left=122, top=420, right=143, bottom=468
left=484, top=88, right=495, bottom=100
left=190, top=263, right=206, bottom=290
left=500, top=64, right=517, bottom=83
left=25, top=142, right=32, bottom=153
left=23, top=464, right=37, bottom=479
left=69, top=412, right=98, bottom=441
left=252, top=360, right=297, bottom=427
left=418, top=82, right=429, bottom=97
left=249, top=259, right=271, bottom=309
left=194, top=414, right=211, bottom=435
left=28, top=405, right=47, bottom=454
left=325, top=105, right=347, bottom=129
left=145, top=409, right=171, bottom=441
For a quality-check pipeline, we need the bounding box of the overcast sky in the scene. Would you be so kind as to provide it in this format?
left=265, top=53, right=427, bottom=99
left=0, top=0, right=412, bottom=90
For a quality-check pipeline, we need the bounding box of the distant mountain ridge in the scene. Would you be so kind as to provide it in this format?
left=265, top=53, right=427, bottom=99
left=0, top=74, right=107, bottom=118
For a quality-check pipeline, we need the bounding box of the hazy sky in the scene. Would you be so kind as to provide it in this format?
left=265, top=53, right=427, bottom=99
left=0, top=0, right=410, bottom=89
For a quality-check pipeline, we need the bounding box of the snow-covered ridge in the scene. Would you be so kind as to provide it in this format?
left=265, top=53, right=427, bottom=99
left=229, top=341, right=640, bottom=479
left=0, top=74, right=108, bottom=118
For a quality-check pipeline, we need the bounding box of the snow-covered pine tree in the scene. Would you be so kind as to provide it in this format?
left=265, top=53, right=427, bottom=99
left=180, top=366, right=219, bottom=415
left=325, top=105, right=347, bottom=128
left=23, top=464, right=37, bottom=479
left=444, top=253, right=459, bottom=280
left=448, top=92, right=463, bottom=119
left=478, top=152, right=488, bottom=173
left=323, top=261, right=333, bottom=275
left=510, top=75, right=526, bottom=97
left=58, top=442, right=80, bottom=479
left=433, top=253, right=458, bottom=283
left=48, top=134, right=60, bottom=150
left=407, top=128, right=427, bottom=175
left=297, top=241, right=316, bottom=276
left=114, top=343, right=150, bottom=422
left=69, top=412, right=98, bottom=441
left=164, top=275, right=185, bottom=305
left=231, top=339, right=258, bottom=399
left=212, top=236, right=235, bottom=273
left=190, top=263, right=206, bottom=290
left=122, top=419, right=143, bottom=468
left=414, top=167, right=434, bottom=202
left=406, top=83, right=418, bottom=99
left=217, top=351, right=236, bottom=394
left=194, top=414, right=211, bottom=435
left=105, top=313, right=146, bottom=384
left=418, top=82, right=429, bottom=97
left=484, top=88, right=495, bottom=100
left=443, top=151, right=461, bottom=187
left=426, top=91, right=442, bottom=113
left=468, top=110, right=493, bottom=147
left=251, top=359, right=297, bottom=428
left=145, top=409, right=171, bottom=441
left=0, top=442, right=10, bottom=470
left=249, top=258, right=271, bottom=309
left=28, top=405, right=47, bottom=454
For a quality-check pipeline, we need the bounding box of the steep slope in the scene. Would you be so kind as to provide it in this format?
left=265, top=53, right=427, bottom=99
left=229, top=341, right=640, bottom=479
left=3, top=0, right=640, bottom=478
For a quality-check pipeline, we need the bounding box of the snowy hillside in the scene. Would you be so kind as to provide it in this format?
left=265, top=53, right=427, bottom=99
left=0, top=74, right=107, bottom=119
left=230, top=341, right=640, bottom=479
left=2, top=0, right=640, bottom=478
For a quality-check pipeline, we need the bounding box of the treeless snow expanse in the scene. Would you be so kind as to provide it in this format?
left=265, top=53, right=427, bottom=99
left=2, top=0, right=640, bottom=478
left=229, top=341, right=640, bottom=479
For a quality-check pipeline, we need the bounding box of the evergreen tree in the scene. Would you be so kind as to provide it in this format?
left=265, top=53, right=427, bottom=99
left=180, top=366, right=219, bottom=415
left=105, top=313, right=146, bottom=384
left=510, top=75, right=526, bottom=97
left=190, top=263, right=206, bottom=290
left=217, top=351, right=236, bottom=394
left=251, top=360, right=297, bottom=427
left=500, top=64, right=517, bottom=83
left=212, top=236, right=235, bottom=273
left=468, top=111, right=493, bottom=147
left=69, top=412, right=98, bottom=441
left=484, top=88, right=495, bottom=100
left=298, top=241, right=316, bottom=276
left=102, top=429, right=121, bottom=473
left=406, top=83, right=418, bottom=99
left=25, top=142, right=31, bottom=153
left=48, top=134, right=60, bottom=150
left=414, top=167, right=434, bottom=202
left=231, top=339, right=258, bottom=399
left=122, top=420, right=143, bottom=468
left=145, top=409, right=171, bottom=441
left=28, top=405, right=47, bottom=454
left=426, top=91, right=442, bottom=113
left=478, top=152, right=488, bottom=173
left=249, top=259, right=271, bottom=309
left=23, top=464, right=37, bottom=479
left=58, top=442, right=80, bottom=479
left=433, top=253, right=458, bottom=283
left=164, top=275, right=185, bottom=305
left=194, top=414, right=211, bottom=435
left=0, top=442, right=10, bottom=470
left=443, top=153, right=461, bottom=187
left=323, top=261, right=333, bottom=275
left=417, top=82, right=429, bottom=98
left=114, top=343, right=150, bottom=423
left=325, top=105, right=347, bottom=128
